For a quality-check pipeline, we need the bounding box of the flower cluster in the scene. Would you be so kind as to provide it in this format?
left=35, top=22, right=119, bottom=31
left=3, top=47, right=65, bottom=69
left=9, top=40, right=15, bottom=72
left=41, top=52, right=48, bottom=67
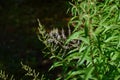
left=47, top=27, right=81, bottom=50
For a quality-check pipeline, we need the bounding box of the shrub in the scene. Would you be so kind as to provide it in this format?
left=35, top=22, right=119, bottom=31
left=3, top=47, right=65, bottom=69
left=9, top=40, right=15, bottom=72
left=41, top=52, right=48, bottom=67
left=47, top=0, right=120, bottom=80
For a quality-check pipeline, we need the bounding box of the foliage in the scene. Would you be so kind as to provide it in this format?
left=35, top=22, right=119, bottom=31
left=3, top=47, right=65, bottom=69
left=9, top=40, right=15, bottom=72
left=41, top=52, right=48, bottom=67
left=0, top=70, right=14, bottom=80
left=0, top=0, right=120, bottom=80
left=48, top=0, right=120, bottom=80
left=21, top=62, right=49, bottom=80
left=21, top=62, right=40, bottom=80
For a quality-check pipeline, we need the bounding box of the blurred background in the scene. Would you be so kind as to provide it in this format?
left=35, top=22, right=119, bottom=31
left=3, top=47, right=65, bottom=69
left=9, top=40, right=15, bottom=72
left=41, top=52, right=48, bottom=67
left=0, top=0, right=70, bottom=79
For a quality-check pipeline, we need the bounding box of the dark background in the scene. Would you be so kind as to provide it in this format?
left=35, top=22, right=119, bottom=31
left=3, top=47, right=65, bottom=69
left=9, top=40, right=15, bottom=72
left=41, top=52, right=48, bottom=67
left=0, top=0, right=70, bottom=79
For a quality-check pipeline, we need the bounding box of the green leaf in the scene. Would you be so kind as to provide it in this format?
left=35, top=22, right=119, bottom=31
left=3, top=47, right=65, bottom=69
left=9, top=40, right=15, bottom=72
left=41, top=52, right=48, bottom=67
left=78, top=46, right=90, bottom=66
left=117, top=34, right=120, bottom=49
left=111, top=52, right=119, bottom=61
left=50, top=55, right=63, bottom=60
left=95, top=26, right=104, bottom=35
left=85, top=66, right=94, bottom=80
left=65, top=31, right=82, bottom=44
left=102, top=25, right=112, bottom=34
left=79, top=43, right=87, bottom=53
left=66, top=70, right=84, bottom=79
left=64, top=52, right=80, bottom=63
left=67, top=48, right=79, bottom=55
left=114, top=75, right=120, bottom=80
left=104, top=36, right=118, bottom=43
left=49, top=62, right=63, bottom=71
left=79, top=37, right=90, bottom=45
